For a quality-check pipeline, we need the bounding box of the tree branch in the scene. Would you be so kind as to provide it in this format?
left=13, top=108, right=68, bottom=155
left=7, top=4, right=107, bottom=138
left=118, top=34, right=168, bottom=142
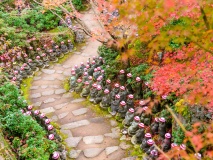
left=200, top=6, right=210, bottom=30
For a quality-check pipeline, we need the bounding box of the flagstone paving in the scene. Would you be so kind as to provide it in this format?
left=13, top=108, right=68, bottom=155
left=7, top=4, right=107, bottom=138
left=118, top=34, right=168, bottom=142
left=29, top=9, right=136, bottom=160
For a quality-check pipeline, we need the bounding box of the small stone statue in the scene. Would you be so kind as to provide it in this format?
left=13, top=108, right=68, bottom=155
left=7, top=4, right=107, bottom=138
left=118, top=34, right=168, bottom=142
left=110, top=94, right=120, bottom=116
left=41, top=53, right=49, bottom=68
left=128, top=116, right=140, bottom=136
left=110, top=83, right=120, bottom=101
left=51, top=40, right=57, bottom=52
left=142, top=138, right=155, bottom=153
left=82, top=72, right=89, bottom=82
left=35, top=56, right=44, bottom=68
left=96, top=76, right=104, bottom=87
left=140, top=107, right=151, bottom=126
left=194, top=153, right=202, bottom=160
left=74, top=65, right=82, bottom=78
left=126, top=94, right=134, bottom=110
left=158, top=117, right=166, bottom=139
left=151, top=117, right=159, bottom=135
left=105, top=79, right=112, bottom=91
left=94, top=85, right=103, bottom=104
left=55, top=45, right=64, bottom=58
left=150, top=150, right=158, bottom=159
left=36, top=48, right=42, bottom=57
left=93, top=68, right=100, bottom=80
left=68, top=40, right=74, bottom=51
left=132, top=123, right=145, bottom=144
left=70, top=71, right=77, bottom=92
left=126, top=73, right=133, bottom=93
left=23, top=63, right=33, bottom=76
left=118, top=70, right=126, bottom=86
left=20, top=66, right=28, bottom=79
left=28, top=46, right=35, bottom=59
left=80, top=62, right=86, bottom=71
left=60, top=41, right=68, bottom=53
left=117, top=101, right=128, bottom=119
left=132, top=77, right=142, bottom=100
left=123, top=108, right=135, bottom=126
left=74, top=79, right=83, bottom=93
left=100, top=89, right=111, bottom=109
left=161, top=133, right=171, bottom=152
left=141, top=133, right=152, bottom=150
left=118, top=86, right=127, bottom=101
left=48, top=49, right=58, bottom=62
left=88, top=76, right=93, bottom=87
left=97, top=57, right=103, bottom=66
left=89, top=83, right=98, bottom=102
left=80, top=81, right=90, bottom=98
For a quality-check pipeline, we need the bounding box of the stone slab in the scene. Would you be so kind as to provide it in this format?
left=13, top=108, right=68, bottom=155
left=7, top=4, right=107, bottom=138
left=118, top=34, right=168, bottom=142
left=105, top=146, right=119, bottom=156
left=83, top=135, right=104, bottom=144
left=65, top=137, right=82, bottom=147
left=60, top=129, right=73, bottom=137
left=30, top=86, right=39, bottom=90
left=39, top=107, right=55, bottom=114
left=61, top=120, right=90, bottom=129
left=72, top=108, right=88, bottom=116
left=43, top=98, right=55, bottom=104
left=83, top=148, right=104, bottom=158
left=63, top=71, right=70, bottom=76
left=42, top=90, right=54, bottom=96
left=41, top=85, right=48, bottom=89
left=33, top=101, right=42, bottom=107
left=55, top=89, right=66, bottom=95
left=43, top=77, right=55, bottom=81
left=42, top=69, right=55, bottom=74
left=31, top=93, right=41, bottom=99
left=119, top=142, right=131, bottom=150
left=69, top=150, right=81, bottom=159
left=56, top=70, right=63, bottom=74
left=34, top=76, right=41, bottom=80
left=58, top=112, right=69, bottom=119
left=70, top=98, right=85, bottom=103
left=54, top=103, right=68, bottom=110
left=51, top=115, right=58, bottom=122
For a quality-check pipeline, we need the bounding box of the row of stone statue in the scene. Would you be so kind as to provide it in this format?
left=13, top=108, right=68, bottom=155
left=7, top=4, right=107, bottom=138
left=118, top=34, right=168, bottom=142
left=20, top=105, right=66, bottom=160
left=69, top=56, right=202, bottom=160
left=3, top=40, right=74, bottom=88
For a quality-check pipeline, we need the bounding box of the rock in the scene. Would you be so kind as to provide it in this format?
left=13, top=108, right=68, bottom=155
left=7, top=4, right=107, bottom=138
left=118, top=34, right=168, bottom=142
left=120, top=135, right=127, bottom=141
left=54, top=103, right=68, bottom=110
left=70, top=98, right=85, bottom=103
left=69, top=150, right=81, bottom=158
left=72, top=108, right=88, bottom=116
left=104, top=133, right=120, bottom=139
left=63, top=65, right=70, bottom=68
left=58, top=112, right=69, bottom=119
left=43, top=77, right=55, bottom=81
left=44, top=98, right=55, bottom=104
left=105, top=146, right=119, bottom=156
left=33, top=101, right=42, bottom=107
left=60, top=129, right=73, bottom=137
left=42, top=90, right=54, bottom=96
left=42, top=69, right=55, bottom=74
left=31, top=93, right=41, bottom=99
left=39, top=107, right=55, bottom=114
left=89, top=117, right=105, bottom=123
left=51, top=115, right=58, bottom=122
left=119, top=142, right=131, bottom=150
left=63, top=71, right=70, bottom=76
left=30, top=86, right=39, bottom=90
left=121, top=156, right=137, bottom=160
left=55, top=89, right=66, bottom=95
left=34, top=76, right=41, bottom=80
left=83, top=148, right=104, bottom=158
left=56, top=70, right=63, bottom=74
left=50, top=85, right=60, bottom=88
left=61, top=120, right=90, bottom=129
left=110, top=120, right=118, bottom=127
left=83, top=135, right=104, bottom=144
left=65, top=137, right=82, bottom=147
left=41, top=85, right=48, bottom=89
left=62, top=93, right=71, bottom=98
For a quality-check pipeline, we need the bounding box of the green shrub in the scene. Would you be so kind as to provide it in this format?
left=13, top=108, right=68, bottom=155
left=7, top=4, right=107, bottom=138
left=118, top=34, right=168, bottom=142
left=72, top=0, right=84, bottom=10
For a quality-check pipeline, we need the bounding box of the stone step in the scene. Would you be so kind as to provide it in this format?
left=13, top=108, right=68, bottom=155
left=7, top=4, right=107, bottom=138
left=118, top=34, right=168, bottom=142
left=61, top=119, right=90, bottom=129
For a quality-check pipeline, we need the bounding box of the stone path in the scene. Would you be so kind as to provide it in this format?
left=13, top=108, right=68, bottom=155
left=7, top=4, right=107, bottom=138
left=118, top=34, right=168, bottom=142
left=29, top=9, right=129, bottom=160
